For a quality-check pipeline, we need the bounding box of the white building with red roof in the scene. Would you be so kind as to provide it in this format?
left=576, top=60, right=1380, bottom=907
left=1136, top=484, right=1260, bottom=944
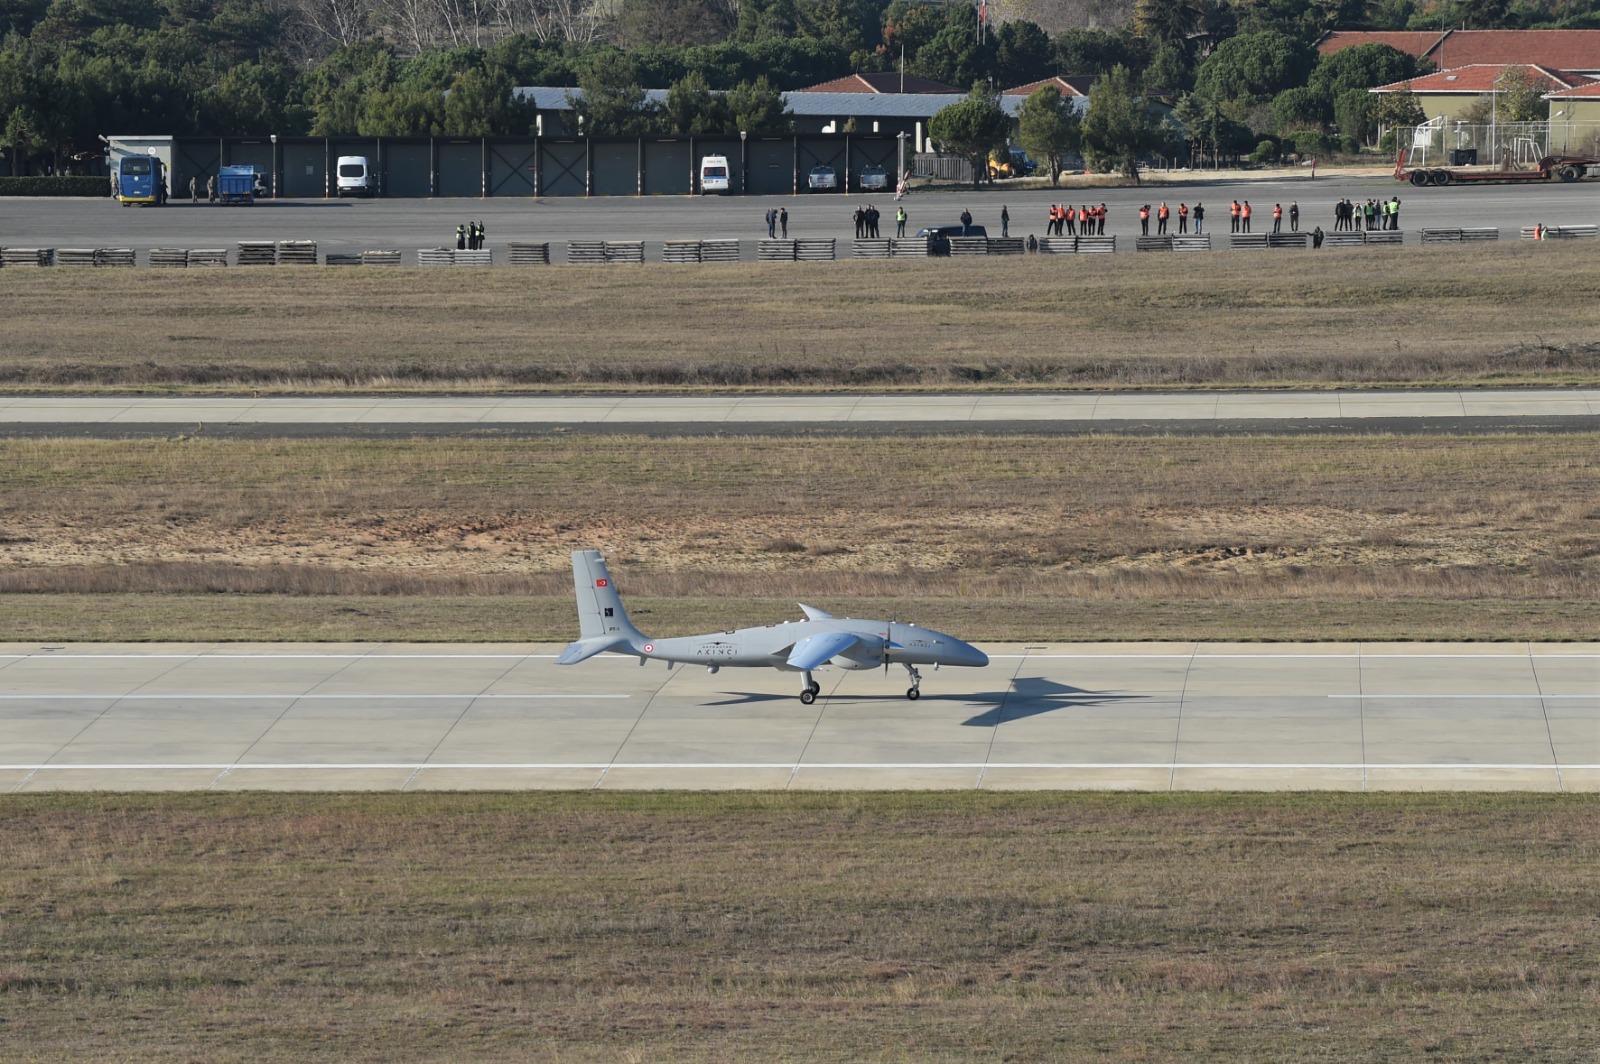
left=1370, top=63, right=1595, bottom=124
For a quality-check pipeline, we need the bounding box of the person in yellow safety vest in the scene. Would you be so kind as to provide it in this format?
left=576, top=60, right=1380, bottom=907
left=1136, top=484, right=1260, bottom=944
left=1272, top=203, right=1282, bottom=233
left=1157, top=202, right=1169, bottom=235
left=1139, top=204, right=1150, bottom=235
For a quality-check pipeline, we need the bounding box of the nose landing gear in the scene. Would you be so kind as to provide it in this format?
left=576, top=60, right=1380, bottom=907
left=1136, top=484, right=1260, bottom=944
left=905, top=664, right=922, bottom=700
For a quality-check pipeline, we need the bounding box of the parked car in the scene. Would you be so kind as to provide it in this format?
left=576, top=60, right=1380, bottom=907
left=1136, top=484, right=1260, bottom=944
left=914, top=223, right=988, bottom=254
left=807, top=165, right=837, bottom=190
left=858, top=165, right=889, bottom=191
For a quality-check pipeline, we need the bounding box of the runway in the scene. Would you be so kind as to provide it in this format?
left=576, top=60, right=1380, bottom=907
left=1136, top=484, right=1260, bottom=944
left=3, top=389, right=1598, bottom=433
left=3, top=643, right=1594, bottom=792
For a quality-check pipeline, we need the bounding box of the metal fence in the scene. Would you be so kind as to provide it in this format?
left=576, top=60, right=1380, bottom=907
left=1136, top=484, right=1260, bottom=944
left=1404, top=121, right=1600, bottom=168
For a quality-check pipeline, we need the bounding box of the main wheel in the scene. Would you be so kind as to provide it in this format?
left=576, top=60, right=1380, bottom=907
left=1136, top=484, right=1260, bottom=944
left=906, top=687, right=920, bottom=700
left=1430, top=170, right=1452, bottom=186
left=1559, top=166, right=1580, bottom=183
left=1410, top=170, right=1428, bottom=187
left=800, top=689, right=817, bottom=705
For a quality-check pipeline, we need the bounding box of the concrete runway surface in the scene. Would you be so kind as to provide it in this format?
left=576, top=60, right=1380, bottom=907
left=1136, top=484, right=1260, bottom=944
left=3, top=643, right=1594, bottom=792
left=3, top=389, right=1598, bottom=431
left=0, top=174, right=1594, bottom=255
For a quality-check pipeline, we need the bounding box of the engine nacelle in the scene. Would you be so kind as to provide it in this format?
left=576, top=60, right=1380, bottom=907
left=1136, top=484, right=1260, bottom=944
left=830, top=654, right=880, bottom=671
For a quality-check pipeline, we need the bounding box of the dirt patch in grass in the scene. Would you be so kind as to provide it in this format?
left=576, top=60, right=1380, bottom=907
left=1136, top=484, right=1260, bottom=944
left=4, top=793, right=1598, bottom=1062
left=0, top=434, right=1595, bottom=641
left=4, top=243, right=1600, bottom=390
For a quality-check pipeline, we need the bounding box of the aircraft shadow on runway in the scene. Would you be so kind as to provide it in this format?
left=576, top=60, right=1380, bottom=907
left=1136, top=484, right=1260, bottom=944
left=702, top=677, right=1138, bottom=721
left=961, top=677, right=1141, bottom=727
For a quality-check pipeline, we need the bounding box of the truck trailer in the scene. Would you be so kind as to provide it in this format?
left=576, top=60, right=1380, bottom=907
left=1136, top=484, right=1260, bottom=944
left=1395, top=147, right=1599, bottom=187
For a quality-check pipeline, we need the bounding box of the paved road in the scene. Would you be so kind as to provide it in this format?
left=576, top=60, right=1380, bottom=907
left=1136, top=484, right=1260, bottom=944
left=2, top=642, right=1594, bottom=791
left=2, top=390, right=1597, bottom=437
left=1, top=174, right=1594, bottom=257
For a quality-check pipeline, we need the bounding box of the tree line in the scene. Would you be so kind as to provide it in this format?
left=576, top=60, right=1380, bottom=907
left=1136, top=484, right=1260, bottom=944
left=2, top=0, right=1592, bottom=173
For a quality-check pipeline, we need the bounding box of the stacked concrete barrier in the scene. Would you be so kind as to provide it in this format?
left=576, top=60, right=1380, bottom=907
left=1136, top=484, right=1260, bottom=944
left=97, top=248, right=136, bottom=266
left=277, top=241, right=317, bottom=265
left=325, top=252, right=364, bottom=266
left=890, top=238, right=931, bottom=257
left=987, top=237, right=1025, bottom=256
left=361, top=250, right=402, bottom=266
left=1172, top=235, right=1210, bottom=252
left=604, top=241, right=645, bottom=264
left=56, top=248, right=98, bottom=266
left=699, top=239, right=740, bottom=263
left=506, top=242, right=550, bottom=264
left=852, top=239, right=891, bottom=258
left=948, top=236, right=988, bottom=256
left=1, top=247, right=54, bottom=266
left=1460, top=228, right=1499, bottom=242
left=1322, top=231, right=1366, bottom=249
left=1135, top=236, right=1172, bottom=252
left=663, top=240, right=701, bottom=263
left=1267, top=232, right=1309, bottom=249
left=757, top=239, right=795, bottom=261
left=1364, top=230, right=1403, bottom=246
left=1229, top=233, right=1268, bottom=250
left=237, top=241, right=276, bottom=265
left=454, top=248, right=492, bottom=266
left=795, top=238, right=835, bottom=261
left=1036, top=237, right=1075, bottom=254
left=150, top=248, right=189, bottom=267
left=417, top=248, right=457, bottom=266
left=567, top=241, right=606, bottom=264
left=1077, top=235, right=1116, bottom=254
left=1520, top=224, right=1598, bottom=240
left=188, top=249, right=228, bottom=267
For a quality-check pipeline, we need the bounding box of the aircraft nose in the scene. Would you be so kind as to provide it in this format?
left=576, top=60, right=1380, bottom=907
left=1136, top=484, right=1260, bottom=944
left=956, top=641, right=989, bottom=667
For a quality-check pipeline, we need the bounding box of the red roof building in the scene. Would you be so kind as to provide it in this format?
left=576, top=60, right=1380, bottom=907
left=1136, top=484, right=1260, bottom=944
left=1372, top=63, right=1593, bottom=95
left=1002, top=75, right=1097, bottom=97
left=1319, top=29, right=1600, bottom=75
left=795, top=73, right=964, bottom=94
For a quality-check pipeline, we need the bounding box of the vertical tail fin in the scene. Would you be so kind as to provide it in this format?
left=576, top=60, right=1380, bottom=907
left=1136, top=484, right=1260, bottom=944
left=558, top=550, right=647, bottom=665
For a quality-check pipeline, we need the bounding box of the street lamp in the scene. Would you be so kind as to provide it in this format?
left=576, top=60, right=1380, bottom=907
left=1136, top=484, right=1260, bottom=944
left=740, top=130, right=747, bottom=195
left=269, top=133, right=278, bottom=199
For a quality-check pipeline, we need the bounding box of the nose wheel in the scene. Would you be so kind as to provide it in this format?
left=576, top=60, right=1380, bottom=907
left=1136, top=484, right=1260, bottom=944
left=905, top=664, right=922, bottom=700
left=800, top=672, right=822, bottom=704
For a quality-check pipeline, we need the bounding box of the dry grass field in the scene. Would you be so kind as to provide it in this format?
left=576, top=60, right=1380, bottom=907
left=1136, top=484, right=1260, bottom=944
left=2, top=433, right=1594, bottom=641
left=4, top=243, right=1600, bottom=390
left=5, top=793, right=1598, bottom=1062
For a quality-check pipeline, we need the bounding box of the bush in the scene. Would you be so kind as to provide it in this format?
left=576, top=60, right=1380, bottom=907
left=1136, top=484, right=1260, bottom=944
left=0, top=176, right=110, bottom=197
left=1249, top=137, right=1279, bottom=165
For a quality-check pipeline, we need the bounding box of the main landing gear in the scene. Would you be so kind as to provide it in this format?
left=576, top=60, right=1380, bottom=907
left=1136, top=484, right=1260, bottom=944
left=905, top=664, right=922, bottom=701
left=799, top=671, right=823, bottom=705
left=797, top=666, right=923, bottom=703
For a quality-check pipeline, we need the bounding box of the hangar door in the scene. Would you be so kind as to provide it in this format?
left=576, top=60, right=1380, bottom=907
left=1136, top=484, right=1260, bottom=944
left=643, top=140, right=690, bottom=196
left=746, top=138, right=793, bottom=196
left=539, top=141, right=585, bottom=196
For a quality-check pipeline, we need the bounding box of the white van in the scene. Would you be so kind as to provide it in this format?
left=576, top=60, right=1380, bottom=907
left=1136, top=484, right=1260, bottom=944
left=336, top=156, right=378, bottom=198
left=699, top=154, right=730, bottom=194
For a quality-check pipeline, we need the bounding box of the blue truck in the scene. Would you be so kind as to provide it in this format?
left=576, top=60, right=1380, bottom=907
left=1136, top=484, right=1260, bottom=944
left=217, top=164, right=264, bottom=205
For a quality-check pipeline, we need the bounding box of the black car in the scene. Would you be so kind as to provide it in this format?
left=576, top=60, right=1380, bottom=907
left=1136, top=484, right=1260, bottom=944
left=914, top=223, right=988, bottom=254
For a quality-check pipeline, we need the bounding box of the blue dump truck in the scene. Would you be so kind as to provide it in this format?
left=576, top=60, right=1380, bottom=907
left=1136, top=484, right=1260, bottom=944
left=217, top=164, right=264, bottom=205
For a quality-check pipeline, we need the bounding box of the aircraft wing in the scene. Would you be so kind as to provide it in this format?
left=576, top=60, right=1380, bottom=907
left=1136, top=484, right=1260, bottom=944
left=786, top=631, right=861, bottom=671
left=556, top=633, right=634, bottom=665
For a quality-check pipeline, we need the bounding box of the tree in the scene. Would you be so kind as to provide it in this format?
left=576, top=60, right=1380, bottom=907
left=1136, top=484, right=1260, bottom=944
left=1143, top=44, right=1193, bottom=96
left=992, top=20, right=1053, bottom=88
left=1081, top=63, right=1162, bottom=180
left=570, top=49, right=655, bottom=134
left=928, top=83, right=1009, bottom=190
left=913, top=5, right=993, bottom=90
left=1493, top=65, right=1552, bottom=123
left=1333, top=86, right=1378, bottom=144
left=1308, top=43, right=1420, bottom=102
left=724, top=75, right=789, bottom=133
left=661, top=69, right=730, bottom=132
left=1133, top=0, right=1201, bottom=55
left=1193, top=31, right=1314, bottom=105
left=1015, top=83, right=1080, bottom=186
left=1271, top=85, right=1329, bottom=132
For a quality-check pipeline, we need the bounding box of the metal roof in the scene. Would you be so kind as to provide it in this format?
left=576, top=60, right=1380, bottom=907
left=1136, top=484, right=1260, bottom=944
left=513, top=87, right=1029, bottom=119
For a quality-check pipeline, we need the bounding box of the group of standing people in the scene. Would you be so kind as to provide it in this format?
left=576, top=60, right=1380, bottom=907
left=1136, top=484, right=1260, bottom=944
left=1044, top=203, right=1110, bottom=236
left=853, top=204, right=883, bottom=238
left=1229, top=200, right=1254, bottom=233
left=1333, top=197, right=1401, bottom=231
left=1268, top=202, right=1300, bottom=233
left=765, top=207, right=789, bottom=237
left=456, top=221, right=486, bottom=249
